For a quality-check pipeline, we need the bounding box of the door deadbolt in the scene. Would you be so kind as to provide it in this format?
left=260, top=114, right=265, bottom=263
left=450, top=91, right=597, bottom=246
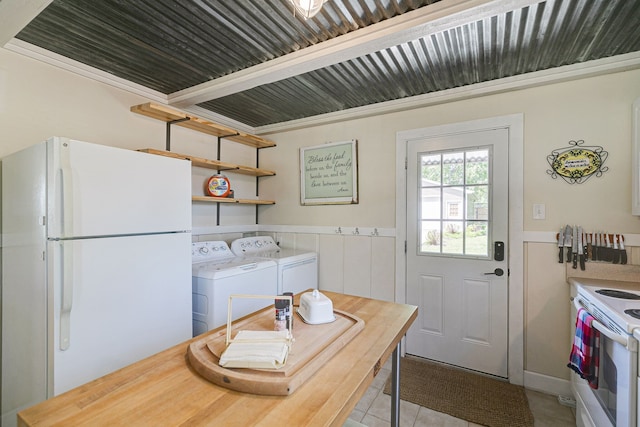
left=494, top=241, right=504, bottom=261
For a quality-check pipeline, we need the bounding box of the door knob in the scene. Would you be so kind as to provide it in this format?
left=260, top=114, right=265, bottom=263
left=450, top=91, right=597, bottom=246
left=484, top=268, right=504, bottom=276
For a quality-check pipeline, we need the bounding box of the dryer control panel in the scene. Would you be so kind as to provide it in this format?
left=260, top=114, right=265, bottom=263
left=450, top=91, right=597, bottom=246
left=231, top=236, right=279, bottom=255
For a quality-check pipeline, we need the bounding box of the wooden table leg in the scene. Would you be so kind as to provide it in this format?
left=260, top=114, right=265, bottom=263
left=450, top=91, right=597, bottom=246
left=391, top=342, right=401, bottom=427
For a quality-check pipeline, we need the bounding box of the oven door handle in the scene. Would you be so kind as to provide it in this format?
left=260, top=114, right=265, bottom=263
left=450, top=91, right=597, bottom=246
left=572, top=297, right=630, bottom=347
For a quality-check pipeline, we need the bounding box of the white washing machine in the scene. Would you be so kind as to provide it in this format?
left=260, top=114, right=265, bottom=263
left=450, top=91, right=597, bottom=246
left=230, top=236, right=318, bottom=296
left=191, top=241, right=277, bottom=336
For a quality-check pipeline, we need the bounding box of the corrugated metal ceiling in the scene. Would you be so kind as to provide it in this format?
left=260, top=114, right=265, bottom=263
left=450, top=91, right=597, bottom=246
left=15, top=0, right=439, bottom=93
left=12, top=0, right=640, bottom=128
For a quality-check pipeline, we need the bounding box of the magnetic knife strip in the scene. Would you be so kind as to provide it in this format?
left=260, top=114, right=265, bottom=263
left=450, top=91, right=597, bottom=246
left=556, top=226, right=627, bottom=270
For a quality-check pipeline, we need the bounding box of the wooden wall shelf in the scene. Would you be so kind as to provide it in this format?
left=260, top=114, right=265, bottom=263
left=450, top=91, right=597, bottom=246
left=132, top=102, right=276, bottom=222
left=131, top=103, right=276, bottom=149
left=138, top=149, right=275, bottom=177
left=192, top=196, right=275, bottom=205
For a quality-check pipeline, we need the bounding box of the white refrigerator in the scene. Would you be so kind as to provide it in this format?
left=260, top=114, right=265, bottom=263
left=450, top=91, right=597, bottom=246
left=1, top=137, right=193, bottom=426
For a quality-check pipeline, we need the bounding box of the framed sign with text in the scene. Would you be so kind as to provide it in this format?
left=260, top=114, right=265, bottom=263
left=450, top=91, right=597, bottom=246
left=300, top=140, right=358, bottom=205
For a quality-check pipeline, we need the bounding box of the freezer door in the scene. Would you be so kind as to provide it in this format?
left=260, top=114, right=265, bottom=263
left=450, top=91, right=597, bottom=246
left=46, top=137, right=191, bottom=239
left=50, top=232, right=191, bottom=395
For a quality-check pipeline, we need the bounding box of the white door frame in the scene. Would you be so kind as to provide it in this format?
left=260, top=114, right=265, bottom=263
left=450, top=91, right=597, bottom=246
left=395, top=114, right=524, bottom=385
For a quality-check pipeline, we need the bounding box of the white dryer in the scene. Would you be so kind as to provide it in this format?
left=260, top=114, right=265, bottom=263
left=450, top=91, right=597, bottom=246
left=231, top=236, right=318, bottom=296
left=191, top=241, right=277, bottom=336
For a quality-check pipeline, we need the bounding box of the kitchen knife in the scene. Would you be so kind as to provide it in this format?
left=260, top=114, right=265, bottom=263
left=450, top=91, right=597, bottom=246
left=572, top=225, right=578, bottom=269
left=604, top=233, right=612, bottom=262
left=564, top=225, right=573, bottom=263
left=558, top=226, right=565, bottom=263
left=620, top=235, right=628, bottom=265
left=612, top=233, right=620, bottom=264
left=592, top=232, right=598, bottom=261
left=578, top=227, right=585, bottom=270
left=598, top=232, right=604, bottom=261
left=586, top=233, right=592, bottom=261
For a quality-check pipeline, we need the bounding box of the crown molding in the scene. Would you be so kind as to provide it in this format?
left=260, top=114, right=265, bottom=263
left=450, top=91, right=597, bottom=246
left=255, top=51, right=640, bottom=134
left=4, top=38, right=168, bottom=103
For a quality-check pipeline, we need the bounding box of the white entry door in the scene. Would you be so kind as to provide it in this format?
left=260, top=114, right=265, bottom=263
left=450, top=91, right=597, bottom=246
left=405, top=127, right=509, bottom=378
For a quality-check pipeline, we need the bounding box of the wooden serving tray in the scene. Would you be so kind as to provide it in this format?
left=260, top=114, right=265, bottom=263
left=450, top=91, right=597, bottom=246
left=187, top=308, right=364, bottom=395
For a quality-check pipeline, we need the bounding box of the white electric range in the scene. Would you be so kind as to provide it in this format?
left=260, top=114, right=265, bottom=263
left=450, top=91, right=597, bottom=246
left=570, top=278, right=640, bottom=427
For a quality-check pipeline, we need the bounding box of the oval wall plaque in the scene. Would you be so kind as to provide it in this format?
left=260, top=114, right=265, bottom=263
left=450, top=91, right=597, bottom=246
left=547, top=140, right=608, bottom=184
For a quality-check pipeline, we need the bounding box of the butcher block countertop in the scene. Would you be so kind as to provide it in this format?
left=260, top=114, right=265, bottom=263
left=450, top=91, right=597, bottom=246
left=18, top=292, right=417, bottom=427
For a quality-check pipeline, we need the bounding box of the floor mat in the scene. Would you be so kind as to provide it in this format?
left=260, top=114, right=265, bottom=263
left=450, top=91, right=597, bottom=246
left=383, top=357, right=534, bottom=427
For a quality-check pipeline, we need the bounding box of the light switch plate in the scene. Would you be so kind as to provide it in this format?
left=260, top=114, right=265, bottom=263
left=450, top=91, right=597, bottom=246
left=533, top=204, right=545, bottom=220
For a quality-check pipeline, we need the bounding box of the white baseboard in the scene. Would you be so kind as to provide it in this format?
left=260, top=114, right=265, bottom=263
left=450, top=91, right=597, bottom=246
left=524, top=370, right=573, bottom=398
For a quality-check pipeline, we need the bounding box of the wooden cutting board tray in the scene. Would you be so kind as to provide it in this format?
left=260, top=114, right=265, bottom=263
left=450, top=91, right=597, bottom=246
left=187, top=308, right=364, bottom=396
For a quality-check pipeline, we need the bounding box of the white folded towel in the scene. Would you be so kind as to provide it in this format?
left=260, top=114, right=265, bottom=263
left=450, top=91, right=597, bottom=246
left=219, top=330, right=290, bottom=369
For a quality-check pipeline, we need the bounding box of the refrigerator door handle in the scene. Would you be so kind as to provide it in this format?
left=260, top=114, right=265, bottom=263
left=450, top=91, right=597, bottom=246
left=59, top=141, right=74, bottom=236
left=60, top=241, right=73, bottom=350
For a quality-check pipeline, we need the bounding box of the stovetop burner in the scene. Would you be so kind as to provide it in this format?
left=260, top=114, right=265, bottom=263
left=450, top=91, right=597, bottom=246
left=576, top=282, right=640, bottom=333
left=595, top=289, right=640, bottom=300
left=625, top=309, right=640, bottom=319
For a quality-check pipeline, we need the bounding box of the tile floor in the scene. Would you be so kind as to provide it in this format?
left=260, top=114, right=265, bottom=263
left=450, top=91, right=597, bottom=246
left=346, top=361, right=576, bottom=427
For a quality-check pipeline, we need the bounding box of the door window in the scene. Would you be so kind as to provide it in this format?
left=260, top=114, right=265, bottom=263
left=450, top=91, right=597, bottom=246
left=419, top=147, right=491, bottom=257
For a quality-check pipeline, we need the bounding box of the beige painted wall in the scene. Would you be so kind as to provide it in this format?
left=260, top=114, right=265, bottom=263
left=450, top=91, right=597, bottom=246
left=525, top=242, right=569, bottom=380
left=2, top=46, right=640, bottom=390
left=0, top=50, right=159, bottom=155
left=259, top=70, right=640, bottom=233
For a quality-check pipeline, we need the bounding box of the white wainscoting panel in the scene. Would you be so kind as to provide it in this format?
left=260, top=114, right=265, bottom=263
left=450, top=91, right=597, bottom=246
left=318, top=234, right=345, bottom=293
left=344, top=236, right=372, bottom=297
left=274, top=231, right=295, bottom=249
left=371, top=237, right=396, bottom=302
left=292, top=233, right=321, bottom=253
